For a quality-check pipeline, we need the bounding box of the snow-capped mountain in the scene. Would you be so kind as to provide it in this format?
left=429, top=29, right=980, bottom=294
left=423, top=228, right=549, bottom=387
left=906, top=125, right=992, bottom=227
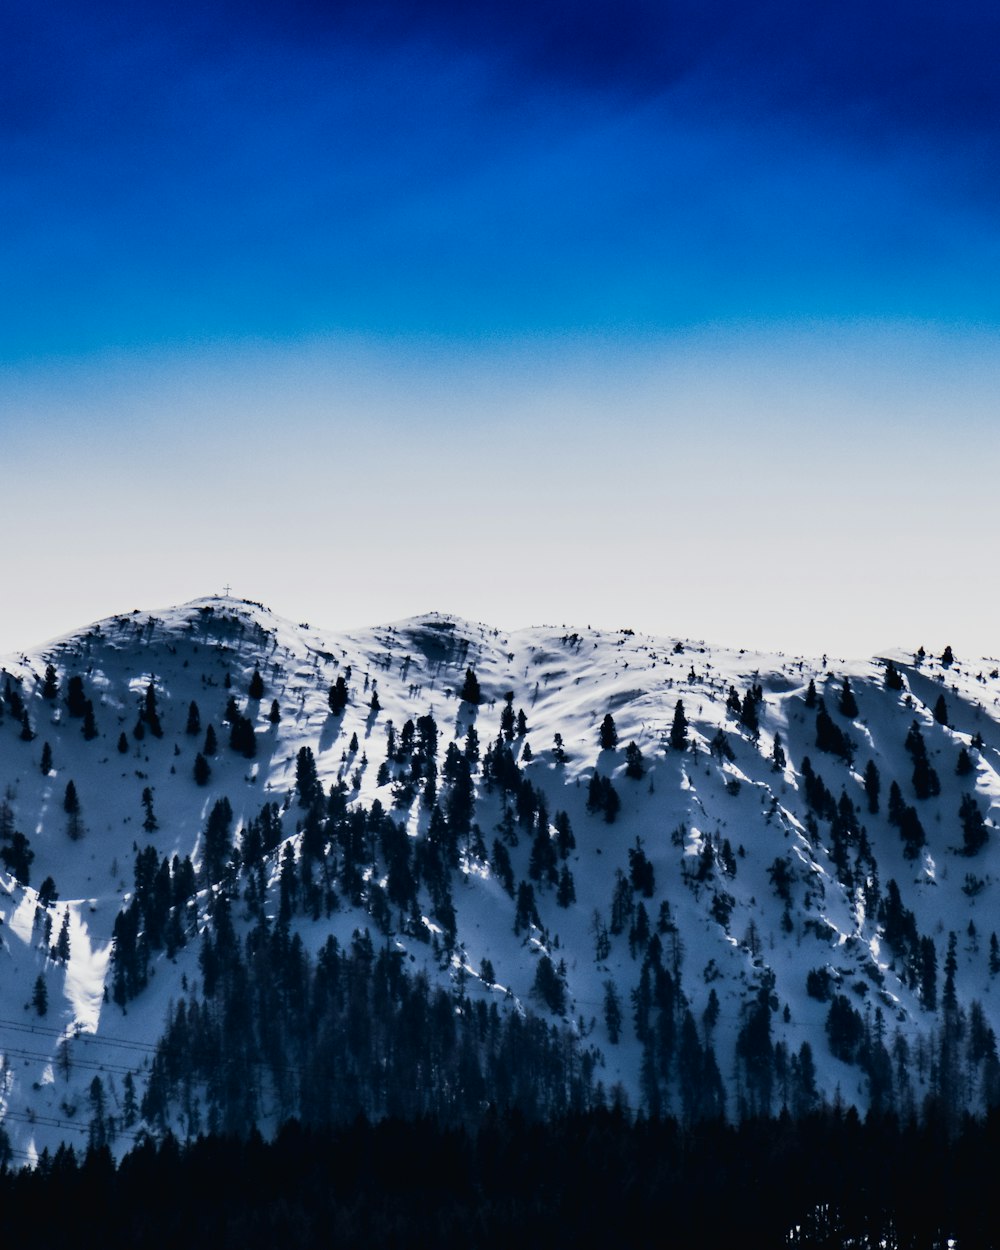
left=0, top=596, right=998, bottom=1164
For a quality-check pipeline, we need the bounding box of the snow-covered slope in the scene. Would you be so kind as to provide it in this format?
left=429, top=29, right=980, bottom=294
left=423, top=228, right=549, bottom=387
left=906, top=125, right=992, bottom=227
left=0, top=597, right=998, bottom=1162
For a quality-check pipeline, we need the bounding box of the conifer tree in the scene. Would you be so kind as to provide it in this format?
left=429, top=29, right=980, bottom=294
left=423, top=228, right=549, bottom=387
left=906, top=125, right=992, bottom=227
left=40, top=742, right=52, bottom=775
left=838, top=677, right=858, bottom=718
left=459, top=667, right=481, bottom=704
left=193, top=752, right=211, bottom=786
left=32, top=974, right=47, bottom=1017
left=960, top=792, right=988, bottom=855
left=55, top=908, right=71, bottom=962
left=864, top=760, right=880, bottom=814
left=599, top=713, right=618, bottom=750
left=328, top=676, right=348, bottom=715
left=42, top=665, right=58, bottom=700
left=185, top=701, right=201, bottom=735
left=143, top=680, right=163, bottom=737
left=500, top=695, right=515, bottom=741
left=63, top=780, right=79, bottom=815
left=670, top=700, right=689, bottom=750
left=556, top=863, right=576, bottom=907
left=739, top=690, right=759, bottom=737
left=141, top=786, right=158, bottom=833
left=603, top=980, right=623, bottom=1043
left=66, top=675, right=87, bottom=718
left=248, top=667, right=264, bottom=699
left=295, top=746, right=320, bottom=806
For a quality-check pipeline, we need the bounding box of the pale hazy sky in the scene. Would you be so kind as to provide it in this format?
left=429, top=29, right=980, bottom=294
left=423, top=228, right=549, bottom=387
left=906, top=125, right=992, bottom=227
left=2, top=2, right=998, bottom=660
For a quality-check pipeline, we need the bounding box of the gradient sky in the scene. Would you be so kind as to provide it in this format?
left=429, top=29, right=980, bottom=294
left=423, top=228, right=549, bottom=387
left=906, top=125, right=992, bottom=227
left=2, top=1, right=998, bottom=658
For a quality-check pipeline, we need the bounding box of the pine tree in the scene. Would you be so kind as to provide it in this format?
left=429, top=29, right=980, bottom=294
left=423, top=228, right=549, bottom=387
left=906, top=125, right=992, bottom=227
left=141, top=786, right=158, bottom=833
left=625, top=741, right=645, bottom=779
left=0, top=830, right=33, bottom=885
left=203, top=724, right=217, bottom=756
left=500, top=696, right=515, bottom=741
left=554, top=810, right=575, bottom=857
left=941, top=645, right=955, bottom=667
left=899, top=805, right=926, bottom=859
left=201, top=797, right=234, bottom=883
left=531, top=954, right=566, bottom=1015
left=864, top=760, right=880, bottom=814
left=40, top=742, right=52, bottom=775
left=193, top=752, right=211, bottom=786
left=556, top=864, right=576, bottom=907
left=599, top=714, right=618, bottom=750
left=603, top=980, right=623, bottom=1043
left=268, top=699, right=281, bottom=724
left=838, top=677, right=858, bottom=718
left=804, top=678, right=817, bottom=708
left=956, top=746, right=974, bottom=776
left=37, top=876, right=58, bottom=908
left=229, top=713, right=256, bottom=758
left=81, top=700, right=98, bottom=740
left=32, top=974, right=47, bottom=1017
left=143, top=681, right=163, bottom=737
left=933, top=694, right=949, bottom=726
left=63, top=780, right=79, bottom=815
left=920, top=936, right=937, bottom=1009
left=885, top=660, right=905, bottom=691
left=739, top=690, right=759, bottom=736
left=185, top=701, right=201, bottom=735
left=117, top=731, right=129, bottom=754
left=459, top=667, right=481, bottom=705
left=887, top=779, right=906, bottom=826
left=960, top=793, right=988, bottom=856
left=328, top=676, right=348, bottom=715
left=42, top=665, right=58, bottom=700
left=248, top=667, right=264, bottom=699
left=66, top=675, right=87, bottom=717
left=55, top=909, right=71, bottom=962
left=669, top=698, right=689, bottom=750
left=295, top=746, right=320, bottom=806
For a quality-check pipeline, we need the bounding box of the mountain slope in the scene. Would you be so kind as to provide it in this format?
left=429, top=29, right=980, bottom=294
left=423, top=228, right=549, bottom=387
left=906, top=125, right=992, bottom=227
left=0, top=597, right=998, bottom=1162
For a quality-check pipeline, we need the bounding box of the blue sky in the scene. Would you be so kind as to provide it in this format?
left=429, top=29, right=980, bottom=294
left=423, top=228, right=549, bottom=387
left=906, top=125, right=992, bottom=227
left=1, top=1, right=998, bottom=657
